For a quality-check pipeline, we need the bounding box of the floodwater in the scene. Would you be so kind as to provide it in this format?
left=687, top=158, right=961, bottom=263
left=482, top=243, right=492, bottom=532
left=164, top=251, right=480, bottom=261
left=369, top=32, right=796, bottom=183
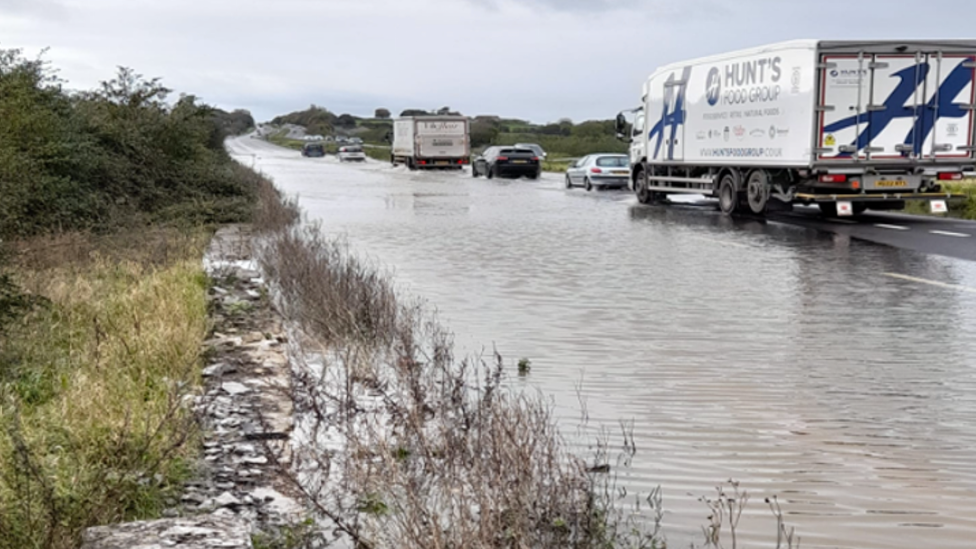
left=229, top=137, right=976, bottom=549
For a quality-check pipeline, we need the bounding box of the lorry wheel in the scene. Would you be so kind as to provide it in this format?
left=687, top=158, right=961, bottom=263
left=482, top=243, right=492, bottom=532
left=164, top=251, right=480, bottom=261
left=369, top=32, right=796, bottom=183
left=718, top=174, right=739, bottom=215
left=636, top=170, right=652, bottom=204
left=745, top=170, right=770, bottom=215
left=585, top=177, right=593, bottom=192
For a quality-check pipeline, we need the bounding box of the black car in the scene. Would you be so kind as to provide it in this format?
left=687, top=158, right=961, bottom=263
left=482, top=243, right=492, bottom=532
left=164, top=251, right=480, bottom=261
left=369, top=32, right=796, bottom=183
left=301, top=143, right=325, bottom=157
left=471, top=146, right=541, bottom=179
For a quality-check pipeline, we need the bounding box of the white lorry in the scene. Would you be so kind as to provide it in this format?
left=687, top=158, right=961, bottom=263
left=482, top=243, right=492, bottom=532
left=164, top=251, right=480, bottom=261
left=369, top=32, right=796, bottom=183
left=391, top=116, right=470, bottom=170
left=615, top=40, right=975, bottom=216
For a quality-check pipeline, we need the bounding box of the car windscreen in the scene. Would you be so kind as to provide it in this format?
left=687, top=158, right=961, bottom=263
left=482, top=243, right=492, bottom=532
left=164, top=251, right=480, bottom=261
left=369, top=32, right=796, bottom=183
left=306, top=145, right=324, bottom=152
left=595, top=156, right=628, bottom=167
left=344, top=147, right=363, bottom=153
left=499, top=148, right=535, bottom=155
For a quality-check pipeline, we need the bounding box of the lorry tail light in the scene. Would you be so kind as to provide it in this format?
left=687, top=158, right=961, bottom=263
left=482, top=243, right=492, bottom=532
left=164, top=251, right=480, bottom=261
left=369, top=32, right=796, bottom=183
left=591, top=168, right=603, bottom=174
left=418, top=160, right=427, bottom=165
left=819, top=174, right=847, bottom=183
left=938, top=172, right=963, bottom=181
left=851, top=180, right=861, bottom=190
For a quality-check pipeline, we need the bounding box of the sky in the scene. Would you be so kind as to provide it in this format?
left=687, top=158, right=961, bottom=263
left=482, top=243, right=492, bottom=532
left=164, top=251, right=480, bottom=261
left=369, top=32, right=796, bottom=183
left=2, top=0, right=976, bottom=124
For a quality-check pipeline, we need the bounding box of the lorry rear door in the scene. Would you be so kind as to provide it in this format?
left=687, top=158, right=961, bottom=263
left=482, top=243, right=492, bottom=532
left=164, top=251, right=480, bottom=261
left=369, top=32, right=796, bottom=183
left=416, top=120, right=468, bottom=161
left=818, top=50, right=976, bottom=162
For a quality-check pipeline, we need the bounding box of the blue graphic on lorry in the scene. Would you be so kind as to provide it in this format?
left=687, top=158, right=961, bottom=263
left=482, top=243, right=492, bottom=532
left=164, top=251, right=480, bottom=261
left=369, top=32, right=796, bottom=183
left=648, top=67, right=692, bottom=160
left=822, top=59, right=974, bottom=157
left=706, top=68, right=721, bottom=106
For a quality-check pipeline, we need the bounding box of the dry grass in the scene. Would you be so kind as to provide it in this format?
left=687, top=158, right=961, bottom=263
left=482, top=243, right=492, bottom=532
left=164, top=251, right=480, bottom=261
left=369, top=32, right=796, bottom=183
left=0, top=228, right=210, bottom=549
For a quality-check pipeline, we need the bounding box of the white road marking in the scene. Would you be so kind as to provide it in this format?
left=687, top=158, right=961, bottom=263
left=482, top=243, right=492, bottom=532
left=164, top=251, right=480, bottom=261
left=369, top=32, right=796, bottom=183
left=883, top=273, right=976, bottom=294
left=874, top=223, right=910, bottom=231
left=929, top=230, right=971, bottom=238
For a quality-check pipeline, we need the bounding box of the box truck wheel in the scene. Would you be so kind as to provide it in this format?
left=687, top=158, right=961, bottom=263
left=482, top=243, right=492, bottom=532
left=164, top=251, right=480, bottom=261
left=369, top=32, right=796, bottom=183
left=745, top=170, right=770, bottom=215
left=718, top=174, right=739, bottom=215
left=636, top=169, right=654, bottom=204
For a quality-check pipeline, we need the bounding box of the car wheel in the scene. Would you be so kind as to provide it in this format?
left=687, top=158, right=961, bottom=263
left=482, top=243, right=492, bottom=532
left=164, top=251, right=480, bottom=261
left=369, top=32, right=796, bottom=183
left=472, top=164, right=480, bottom=178
left=486, top=165, right=495, bottom=179
left=584, top=177, right=593, bottom=192
left=565, top=175, right=573, bottom=188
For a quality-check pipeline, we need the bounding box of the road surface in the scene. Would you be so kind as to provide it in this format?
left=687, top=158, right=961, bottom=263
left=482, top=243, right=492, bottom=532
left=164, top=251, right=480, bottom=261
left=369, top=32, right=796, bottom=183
left=228, top=136, right=976, bottom=549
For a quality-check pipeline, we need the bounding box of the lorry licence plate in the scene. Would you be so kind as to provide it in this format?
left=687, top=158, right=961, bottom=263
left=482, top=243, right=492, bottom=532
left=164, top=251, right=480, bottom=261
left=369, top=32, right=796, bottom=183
left=875, top=180, right=908, bottom=188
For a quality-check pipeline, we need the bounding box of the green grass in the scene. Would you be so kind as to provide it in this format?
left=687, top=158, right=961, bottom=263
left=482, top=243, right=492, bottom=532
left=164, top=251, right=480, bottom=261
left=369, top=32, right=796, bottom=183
left=0, top=229, right=210, bottom=549
left=902, top=180, right=976, bottom=219
left=267, top=130, right=306, bottom=151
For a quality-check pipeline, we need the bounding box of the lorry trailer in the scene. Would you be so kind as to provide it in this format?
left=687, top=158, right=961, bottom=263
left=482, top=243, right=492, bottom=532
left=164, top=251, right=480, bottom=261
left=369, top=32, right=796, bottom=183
left=615, top=40, right=974, bottom=216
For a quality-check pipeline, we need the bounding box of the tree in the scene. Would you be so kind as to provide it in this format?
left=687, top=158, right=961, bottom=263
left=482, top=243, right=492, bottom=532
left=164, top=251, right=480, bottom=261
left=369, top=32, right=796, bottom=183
left=336, top=113, right=357, bottom=128
left=400, top=109, right=429, bottom=117
left=374, top=108, right=391, bottom=119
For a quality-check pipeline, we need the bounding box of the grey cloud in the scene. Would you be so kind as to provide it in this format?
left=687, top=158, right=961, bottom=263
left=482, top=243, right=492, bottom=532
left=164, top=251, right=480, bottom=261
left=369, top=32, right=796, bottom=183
left=0, top=0, right=65, bottom=17
left=468, top=0, right=731, bottom=18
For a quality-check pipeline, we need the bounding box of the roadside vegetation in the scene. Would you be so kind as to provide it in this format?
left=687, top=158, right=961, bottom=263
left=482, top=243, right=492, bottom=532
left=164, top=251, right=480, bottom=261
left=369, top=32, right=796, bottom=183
left=0, top=47, right=258, bottom=549
left=903, top=180, right=976, bottom=220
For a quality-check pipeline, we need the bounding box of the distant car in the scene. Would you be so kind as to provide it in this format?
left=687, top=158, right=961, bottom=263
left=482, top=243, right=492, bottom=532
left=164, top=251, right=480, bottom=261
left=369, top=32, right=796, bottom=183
left=349, top=137, right=364, bottom=144
left=515, top=143, right=547, bottom=160
left=565, top=154, right=630, bottom=191
left=338, top=145, right=367, bottom=162
left=471, top=146, right=541, bottom=179
left=301, top=142, right=326, bottom=157
left=336, top=136, right=349, bottom=143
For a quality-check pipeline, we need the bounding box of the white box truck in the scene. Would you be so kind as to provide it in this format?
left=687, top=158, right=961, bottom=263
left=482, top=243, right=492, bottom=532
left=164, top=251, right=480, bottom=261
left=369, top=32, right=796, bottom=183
left=391, top=116, right=470, bottom=170
left=615, top=40, right=975, bottom=216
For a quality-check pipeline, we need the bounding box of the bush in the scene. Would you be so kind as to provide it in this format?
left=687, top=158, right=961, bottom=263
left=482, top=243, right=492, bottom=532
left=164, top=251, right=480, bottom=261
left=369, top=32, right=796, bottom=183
left=0, top=49, right=256, bottom=239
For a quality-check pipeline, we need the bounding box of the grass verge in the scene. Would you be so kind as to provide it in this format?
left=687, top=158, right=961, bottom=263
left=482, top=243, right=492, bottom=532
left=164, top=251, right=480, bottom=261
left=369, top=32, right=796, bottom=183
left=902, top=180, right=976, bottom=219
left=0, top=228, right=211, bottom=549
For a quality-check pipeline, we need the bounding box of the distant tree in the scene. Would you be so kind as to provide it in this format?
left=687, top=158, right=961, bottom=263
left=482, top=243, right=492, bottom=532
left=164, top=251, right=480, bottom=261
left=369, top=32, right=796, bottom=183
left=400, top=109, right=429, bottom=117
left=336, top=113, right=357, bottom=127
left=470, top=117, right=501, bottom=148
left=374, top=108, right=391, bottom=119
left=557, top=117, right=573, bottom=125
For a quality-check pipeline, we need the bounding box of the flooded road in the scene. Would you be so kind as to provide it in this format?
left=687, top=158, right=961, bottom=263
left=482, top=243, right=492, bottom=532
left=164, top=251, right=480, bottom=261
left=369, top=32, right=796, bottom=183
left=229, top=137, right=976, bottom=549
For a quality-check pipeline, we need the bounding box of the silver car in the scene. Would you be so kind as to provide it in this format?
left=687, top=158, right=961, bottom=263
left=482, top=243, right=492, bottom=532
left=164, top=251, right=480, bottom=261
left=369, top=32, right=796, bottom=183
left=338, top=146, right=367, bottom=162
left=564, top=154, right=630, bottom=191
